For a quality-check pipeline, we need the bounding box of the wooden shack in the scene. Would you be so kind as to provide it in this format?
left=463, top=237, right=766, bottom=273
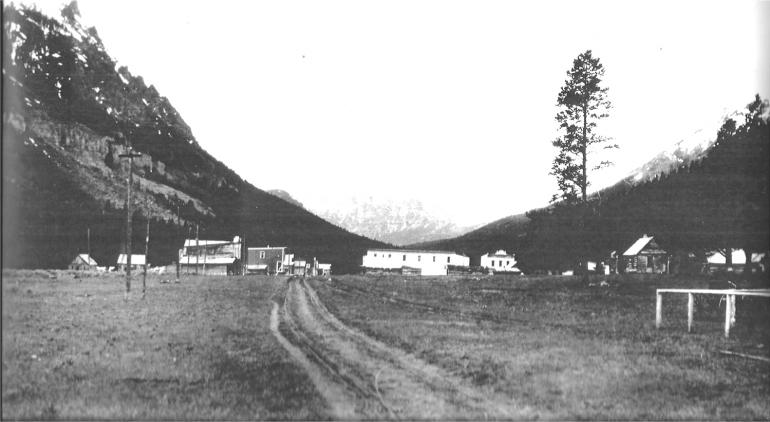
left=69, top=254, right=98, bottom=271
left=622, top=235, right=669, bottom=274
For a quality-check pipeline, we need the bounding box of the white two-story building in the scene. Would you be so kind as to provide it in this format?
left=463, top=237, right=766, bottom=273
left=362, top=249, right=469, bottom=276
left=480, top=250, right=521, bottom=274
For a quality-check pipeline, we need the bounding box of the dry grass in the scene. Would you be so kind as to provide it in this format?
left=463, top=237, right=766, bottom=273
left=4, top=269, right=768, bottom=419
left=2, top=270, right=327, bottom=420
left=310, top=273, right=770, bottom=420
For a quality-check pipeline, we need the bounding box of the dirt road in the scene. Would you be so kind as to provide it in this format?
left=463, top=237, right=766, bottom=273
left=271, top=277, right=528, bottom=419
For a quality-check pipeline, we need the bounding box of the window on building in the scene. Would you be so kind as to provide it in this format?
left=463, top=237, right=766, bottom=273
left=388, top=254, right=391, bottom=258
left=418, top=256, right=421, bottom=262
left=506, top=260, right=509, bottom=266
left=492, top=260, right=496, bottom=267
left=403, top=255, right=407, bottom=261
left=260, top=251, right=265, bottom=259
left=432, top=256, right=436, bottom=262
left=374, top=253, right=377, bottom=257
left=447, top=257, right=451, bottom=263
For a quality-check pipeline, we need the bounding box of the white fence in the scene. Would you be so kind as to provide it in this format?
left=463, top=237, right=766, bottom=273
left=655, top=288, right=770, bottom=338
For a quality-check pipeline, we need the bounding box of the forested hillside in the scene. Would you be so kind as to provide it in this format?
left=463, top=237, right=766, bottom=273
left=416, top=96, right=770, bottom=272
left=2, top=2, right=385, bottom=273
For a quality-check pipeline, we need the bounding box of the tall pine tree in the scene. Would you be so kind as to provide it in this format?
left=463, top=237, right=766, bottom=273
left=551, top=50, right=615, bottom=279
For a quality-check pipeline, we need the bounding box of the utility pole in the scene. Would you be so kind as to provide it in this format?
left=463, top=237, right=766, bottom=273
left=202, top=226, right=207, bottom=276
left=119, top=139, right=141, bottom=301
left=195, top=223, right=200, bottom=275
left=248, top=205, right=257, bottom=276
left=185, top=226, right=191, bottom=276
left=176, top=205, right=180, bottom=283
left=87, top=227, right=90, bottom=259
left=142, top=197, right=150, bottom=299
left=241, top=233, right=247, bottom=276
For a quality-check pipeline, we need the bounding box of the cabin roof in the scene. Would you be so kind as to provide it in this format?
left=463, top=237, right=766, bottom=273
left=73, top=254, right=98, bottom=266
left=623, top=236, right=666, bottom=256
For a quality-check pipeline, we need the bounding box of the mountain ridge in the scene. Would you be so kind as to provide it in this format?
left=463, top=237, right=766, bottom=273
left=412, top=104, right=769, bottom=271
left=2, top=2, right=385, bottom=273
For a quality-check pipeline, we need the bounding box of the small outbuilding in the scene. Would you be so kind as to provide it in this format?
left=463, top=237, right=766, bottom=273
left=69, top=254, right=98, bottom=271
left=309, top=257, right=332, bottom=276
left=622, top=235, right=668, bottom=274
left=290, top=259, right=309, bottom=276
left=316, top=263, right=332, bottom=276
left=116, top=254, right=146, bottom=272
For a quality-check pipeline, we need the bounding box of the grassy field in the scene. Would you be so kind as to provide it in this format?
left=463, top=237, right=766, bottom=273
left=1, top=270, right=326, bottom=420
left=3, top=270, right=769, bottom=419
left=310, top=273, right=770, bottom=420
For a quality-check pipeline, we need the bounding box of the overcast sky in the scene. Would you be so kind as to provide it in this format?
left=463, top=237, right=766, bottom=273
left=24, top=0, right=770, bottom=226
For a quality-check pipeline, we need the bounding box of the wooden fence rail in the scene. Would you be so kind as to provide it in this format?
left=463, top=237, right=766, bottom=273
left=655, top=288, right=770, bottom=338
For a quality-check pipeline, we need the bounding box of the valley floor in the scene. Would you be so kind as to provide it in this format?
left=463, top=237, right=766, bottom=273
left=309, top=273, right=770, bottom=419
left=1, top=271, right=326, bottom=419
left=2, top=270, right=769, bottom=419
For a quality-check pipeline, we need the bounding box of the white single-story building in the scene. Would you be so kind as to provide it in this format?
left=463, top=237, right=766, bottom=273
left=317, top=263, right=332, bottom=276
left=362, top=249, right=469, bottom=276
left=480, top=250, right=521, bottom=274
left=116, top=254, right=146, bottom=272
left=706, top=249, right=766, bottom=273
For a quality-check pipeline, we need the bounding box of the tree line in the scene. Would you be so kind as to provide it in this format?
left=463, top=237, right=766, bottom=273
left=534, top=48, right=768, bottom=275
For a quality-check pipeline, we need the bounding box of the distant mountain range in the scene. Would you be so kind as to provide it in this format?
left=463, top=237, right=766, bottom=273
left=2, top=2, right=385, bottom=273
left=318, top=197, right=475, bottom=246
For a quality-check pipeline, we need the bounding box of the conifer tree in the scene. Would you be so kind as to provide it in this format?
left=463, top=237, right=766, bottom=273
left=551, top=50, right=615, bottom=279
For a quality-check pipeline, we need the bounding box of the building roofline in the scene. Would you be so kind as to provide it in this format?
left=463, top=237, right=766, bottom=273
left=366, top=248, right=466, bottom=256
left=183, top=239, right=237, bottom=247
left=623, top=236, right=656, bottom=256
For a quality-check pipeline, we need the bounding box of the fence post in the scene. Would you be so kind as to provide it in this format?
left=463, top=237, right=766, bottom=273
left=730, top=295, right=736, bottom=328
left=724, top=294, right=733, bottom=338
left=687, top=293, right=694, bottom=333
left=655, top=292, right=662, bottom=329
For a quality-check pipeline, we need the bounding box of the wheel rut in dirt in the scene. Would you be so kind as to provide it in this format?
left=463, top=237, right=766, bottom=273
left=271, top=277, right=526, bottom=419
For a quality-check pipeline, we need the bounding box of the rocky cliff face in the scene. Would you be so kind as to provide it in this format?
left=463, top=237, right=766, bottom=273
left=2, top=2, right=384, bottom=272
